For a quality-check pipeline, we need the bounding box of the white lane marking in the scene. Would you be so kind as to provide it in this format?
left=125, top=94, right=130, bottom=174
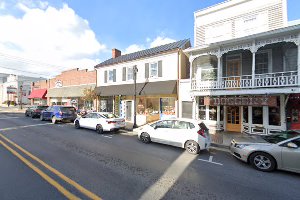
left=101, top=135, right=112, bottom=139
left=0, top=123, right=53, bottom=131
left=0, top=117, right=22, bottom=120
left=209, top=156, right=213, bottom=162
left=198, top=157, right=223, bottom=166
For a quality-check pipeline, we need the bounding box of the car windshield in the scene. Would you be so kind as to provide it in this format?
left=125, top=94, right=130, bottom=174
left=262, top=131, right=300, bottom=144
left=60, top=107, right=76, bottom=112
left=100, top=113, right=118, bottom=118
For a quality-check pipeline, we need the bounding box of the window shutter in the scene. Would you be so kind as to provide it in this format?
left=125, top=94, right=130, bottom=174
left=104, top=70, right=107, bottom=83
left=122, top=67, right=126, bottom=81
left=158, top=60, right=162, bottom=77
left=113, top=69, right=116, bottom=82
left=145, top=63, right=149, bottom=78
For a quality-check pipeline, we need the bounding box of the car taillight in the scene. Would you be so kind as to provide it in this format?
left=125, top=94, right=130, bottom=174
left=197, top=129, right=206, bottom=138
left=107, top=121, right=116, bottom=124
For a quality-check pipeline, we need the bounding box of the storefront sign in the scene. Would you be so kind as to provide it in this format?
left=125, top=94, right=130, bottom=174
left=55, top=80, right=63, bottom=88
left=7, top=86, right=17, bottom=94
left=204, top=96, right=277, bottom=106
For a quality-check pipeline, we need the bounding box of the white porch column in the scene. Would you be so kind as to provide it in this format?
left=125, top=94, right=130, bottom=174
left=280, top=95, right=286, bottom=131
left=224, top=106, right=227, bottom=131
left=263, top=106, right=269, bottom=134
left=248, top=106, right=252, bottom=134
left=189, top=56, right=195, bottom=90
left=217, top=54, right=222, bottom=87
left=251, top=51, right=256, bottom=88
left=217, top=106, right=221, bottom=130
left=192, top=96, right=198, bottom=120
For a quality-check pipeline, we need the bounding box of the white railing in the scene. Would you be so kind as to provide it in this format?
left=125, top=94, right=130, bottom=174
left=191, top=71, right=298, bottom=91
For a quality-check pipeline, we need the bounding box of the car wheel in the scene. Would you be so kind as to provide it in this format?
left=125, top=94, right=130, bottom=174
left=249, top=152, right=276, bottom=172
left=140, top=132, right=151, bottom=144
left=185, top=140, right=200, bottom=155
left=52, top=116, right=57, bottom=124
left=40, top=115, right=44, bottom=121
left=75, top=120, right=80, bottom=129
left=96, top=124, right=103, bottom=134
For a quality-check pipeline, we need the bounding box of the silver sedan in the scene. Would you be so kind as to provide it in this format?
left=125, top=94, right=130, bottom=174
left=230, top=131, right=300, bottom=173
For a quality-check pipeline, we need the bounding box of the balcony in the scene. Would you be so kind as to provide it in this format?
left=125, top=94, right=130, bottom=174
left=191, top=71, right=298, bottom=91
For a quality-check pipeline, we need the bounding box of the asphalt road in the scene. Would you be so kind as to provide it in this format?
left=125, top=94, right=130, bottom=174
left=0, top=112, right=299, bottom=200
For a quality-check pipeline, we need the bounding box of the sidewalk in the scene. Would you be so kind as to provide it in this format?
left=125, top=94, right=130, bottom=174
left=0, top=105, right=26, bottom=113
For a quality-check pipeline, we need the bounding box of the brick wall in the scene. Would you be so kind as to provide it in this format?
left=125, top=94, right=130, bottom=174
left=48, top=68, right=96, bottom=89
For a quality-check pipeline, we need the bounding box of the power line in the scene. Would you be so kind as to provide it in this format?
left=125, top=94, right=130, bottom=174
left=0, top=65, right=49, bottom=77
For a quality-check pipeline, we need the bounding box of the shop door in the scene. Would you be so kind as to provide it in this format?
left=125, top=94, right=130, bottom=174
left=227, top=106, right=241, bottom=132
left=125, top=101, right=132, bottom=121
left=226, top=57, right=241, bottom=88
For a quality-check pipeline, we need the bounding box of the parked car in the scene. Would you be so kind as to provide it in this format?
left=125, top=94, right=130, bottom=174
left=40, top=106, right=77, bottom=124
left=230, top=130, right=300, bottom=173
left=25, top=105, right=49, bottom=118
left=137, top=119, right=211, bottom=154
left=74, top=112, right=126, bottom=134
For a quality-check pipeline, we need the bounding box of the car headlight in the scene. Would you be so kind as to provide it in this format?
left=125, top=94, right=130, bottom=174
left=235, top=144, right=249, bottom=149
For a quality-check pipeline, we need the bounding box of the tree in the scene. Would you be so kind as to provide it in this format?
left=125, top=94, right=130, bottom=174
left=81, top=87, right=97, bottom=109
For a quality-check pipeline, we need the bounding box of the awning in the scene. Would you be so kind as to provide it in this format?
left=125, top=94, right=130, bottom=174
left=28, top=89, right=47, bottom=99
left=46, top=84, right=96, bottom=98
left=94, top=80, right=177, bottom=96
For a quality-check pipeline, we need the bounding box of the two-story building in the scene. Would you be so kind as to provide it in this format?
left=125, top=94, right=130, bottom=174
left=95, top=39, right=191, bottom=126
left=184, top=0, right=300, bottom=134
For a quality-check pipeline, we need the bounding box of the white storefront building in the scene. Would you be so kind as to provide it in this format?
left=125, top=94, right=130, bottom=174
left=183, top=0, right=300, bottom=134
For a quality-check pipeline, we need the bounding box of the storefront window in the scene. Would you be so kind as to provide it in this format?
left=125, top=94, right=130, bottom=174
left=243, top=106, right=248, bottom=123
left=252, top=107, right=263, bottom=124
left=145, top=98, right=159, bottom=115
left=209, top=106, right=217, bottom=121
left=160, top=98, right=175, bottom=116
left=137, top=98, right=145, bottom=115
left=199, top=97, right=206, bottom=120
left=100, top=97, right=113, bottom=112
left=269, top=96, right=280, bottom=126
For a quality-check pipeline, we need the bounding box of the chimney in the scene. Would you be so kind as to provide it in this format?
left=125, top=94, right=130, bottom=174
left=112, top=48, right=121, bottom=58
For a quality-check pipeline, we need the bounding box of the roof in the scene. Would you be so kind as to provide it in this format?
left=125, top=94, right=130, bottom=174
left=95, top=39, right=190, bottom=68
left=46, top=84, right=96, bottom=98
left=28, top=89, right=47, bottom=99
left=94, top=80, right=177, bottom=96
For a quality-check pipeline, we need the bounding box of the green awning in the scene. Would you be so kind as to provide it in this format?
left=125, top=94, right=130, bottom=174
left=94, top=80, right=177, bottom=96
left=46, top=84, right=96, bottom=97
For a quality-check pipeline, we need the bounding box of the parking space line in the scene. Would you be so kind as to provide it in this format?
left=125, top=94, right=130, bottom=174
left=0, top=123, right=53, bottom=131
left=0, top=117, right=22, bottom=120
left=102, top=135, right=112, bottom=139
left=209, top=156, right=213, bottom=162
left=198, top=158, right=223, bottom=166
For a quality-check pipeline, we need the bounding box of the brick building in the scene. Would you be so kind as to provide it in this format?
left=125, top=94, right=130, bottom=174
left=30, top=68, right=97, bottom=110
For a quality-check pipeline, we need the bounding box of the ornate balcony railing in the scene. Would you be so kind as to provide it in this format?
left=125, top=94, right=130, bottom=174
left=191, top=71, right=298, bottom=91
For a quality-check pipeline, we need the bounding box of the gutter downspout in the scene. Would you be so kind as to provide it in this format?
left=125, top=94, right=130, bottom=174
left=177, top=48, right=180, bottom=118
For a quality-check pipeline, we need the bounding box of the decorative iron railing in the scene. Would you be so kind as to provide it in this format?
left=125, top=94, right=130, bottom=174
left=191, top=71, right=298, bottom=90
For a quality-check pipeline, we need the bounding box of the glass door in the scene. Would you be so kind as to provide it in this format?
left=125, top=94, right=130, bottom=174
left=226, top=55, right=241, bottom=88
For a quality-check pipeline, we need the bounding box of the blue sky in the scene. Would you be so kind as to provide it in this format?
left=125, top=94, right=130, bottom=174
left=0, top=0, right=299, bottom=77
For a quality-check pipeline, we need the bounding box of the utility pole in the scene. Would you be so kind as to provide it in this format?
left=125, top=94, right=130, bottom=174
left=20, top=85, right=23, bottom=110
left=133, top=65, right=138, bottom=128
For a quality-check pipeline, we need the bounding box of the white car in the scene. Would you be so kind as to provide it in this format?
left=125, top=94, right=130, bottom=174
left=137, top=118, right=211, bottom=154
left=74, top=112, right=125, bottom=134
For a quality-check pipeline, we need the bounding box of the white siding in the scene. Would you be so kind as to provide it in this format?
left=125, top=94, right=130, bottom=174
left=96, top=52, right=179, bottom=87
left=194, top=0, right=287, bottom=46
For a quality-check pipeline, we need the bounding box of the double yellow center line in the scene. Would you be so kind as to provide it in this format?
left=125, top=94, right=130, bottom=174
left=0, top=133, right=102, bottom=200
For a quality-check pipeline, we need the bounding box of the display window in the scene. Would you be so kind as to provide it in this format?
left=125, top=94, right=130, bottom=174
left=252, top=107, right=263, bottom=124
left=137, top=98, right=146, bottom=115
left=269, top=96, right=280, bottom=126
left=243, top=106, right=248, bottom=123
left=145, top=98, right=159, bottom=115
left=209, top=106, right=217, bottom=121
left=160, top=98, right=175, bottom=116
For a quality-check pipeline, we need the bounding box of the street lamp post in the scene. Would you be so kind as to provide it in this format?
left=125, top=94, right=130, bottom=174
left=133, top=65, right=138, bottom=128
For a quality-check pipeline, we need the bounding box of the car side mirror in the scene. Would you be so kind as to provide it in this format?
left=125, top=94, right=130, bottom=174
left=153, top=125, right=157, bottom=129
left=287, top=142, right=298, bottom=149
